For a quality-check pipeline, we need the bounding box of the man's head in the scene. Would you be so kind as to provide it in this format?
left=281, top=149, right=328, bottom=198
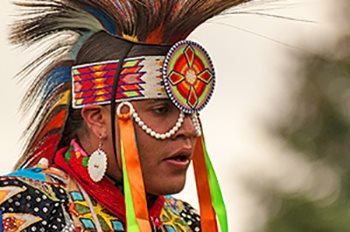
left=78, top=99, right=197, bottom=195
left=63, top=32, right=200, bottom=195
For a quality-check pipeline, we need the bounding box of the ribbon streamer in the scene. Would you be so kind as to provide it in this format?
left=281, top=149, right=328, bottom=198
left=193, top=135, right=229, bottom=232
left=118, top=110, right=152, bottom=232
left=193, top=136, right=218, bottom=232
left=202, top=136, right=228, bottom=232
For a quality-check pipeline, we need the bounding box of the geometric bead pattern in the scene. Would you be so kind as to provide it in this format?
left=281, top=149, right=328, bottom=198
left=72, top=56, right=168, bottom=108
left=0, top=177, right=69, bottom=232
left=163, top=40, right=215, bottom=113
left=159, top=197, right=201, bottom=232
left=69, top=190, right=125, bottom=232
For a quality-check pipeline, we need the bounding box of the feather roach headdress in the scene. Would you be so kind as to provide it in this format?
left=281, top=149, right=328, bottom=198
left=11, top=0, right=253, bottom=231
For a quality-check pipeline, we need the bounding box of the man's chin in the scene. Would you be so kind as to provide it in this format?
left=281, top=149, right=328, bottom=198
left=146, top=176, right=187, bottom=196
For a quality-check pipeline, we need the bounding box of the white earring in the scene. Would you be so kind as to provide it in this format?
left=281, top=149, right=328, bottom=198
left=88, top=138, right=108, bottom=182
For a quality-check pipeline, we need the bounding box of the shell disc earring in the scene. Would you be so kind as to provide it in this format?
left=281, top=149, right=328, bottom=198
left=88, top=138, right=108, bottom=182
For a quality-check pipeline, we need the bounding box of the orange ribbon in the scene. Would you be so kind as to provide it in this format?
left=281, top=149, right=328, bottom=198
left=118, top=113, right=152, bottom=232
left=193, top=136, right=218, bottom=232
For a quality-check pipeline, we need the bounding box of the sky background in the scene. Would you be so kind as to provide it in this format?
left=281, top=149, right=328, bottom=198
left=0, top=1, right=336, bottom=231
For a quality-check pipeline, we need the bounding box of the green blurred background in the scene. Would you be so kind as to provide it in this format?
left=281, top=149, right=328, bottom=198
left=261, top=0, right=350, bottom=231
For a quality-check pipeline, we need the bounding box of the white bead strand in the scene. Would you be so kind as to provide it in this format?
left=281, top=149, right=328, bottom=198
left=132, top=111, right=185, bottom=140
left=191, top=113, right=202, bottom=137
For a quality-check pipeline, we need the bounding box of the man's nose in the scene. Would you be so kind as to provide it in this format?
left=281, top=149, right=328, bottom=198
left=174, top=113, right=197, bottom=138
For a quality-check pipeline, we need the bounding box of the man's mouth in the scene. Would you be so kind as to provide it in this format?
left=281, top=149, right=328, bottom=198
left=166, top=154, right=189, bottom=162
left=163, top=150, right=192, bottom=168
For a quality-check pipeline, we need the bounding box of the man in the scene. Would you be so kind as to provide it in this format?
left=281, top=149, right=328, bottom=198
left=0, top=0, right=251, bottom=231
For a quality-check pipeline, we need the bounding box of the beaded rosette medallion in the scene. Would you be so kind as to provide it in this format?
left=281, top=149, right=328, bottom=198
left=163, top=41, right=215, bottom=113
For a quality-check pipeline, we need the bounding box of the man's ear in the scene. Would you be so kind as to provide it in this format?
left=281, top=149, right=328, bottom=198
left=81, top=105, right=108, bottom=138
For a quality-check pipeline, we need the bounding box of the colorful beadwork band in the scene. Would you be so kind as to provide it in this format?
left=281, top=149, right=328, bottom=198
left=71, top=41, right=215, bottom=113
left=72, top=56, right=167, bottom=108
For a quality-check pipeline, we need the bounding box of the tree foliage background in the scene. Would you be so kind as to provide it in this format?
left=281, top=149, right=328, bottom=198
left=261, top=0, right=350, bottom=231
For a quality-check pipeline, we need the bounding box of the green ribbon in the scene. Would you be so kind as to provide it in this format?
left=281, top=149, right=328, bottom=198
left=121, top=141, right=140, bottom=232
left=202, top=137, right=229, bottom=232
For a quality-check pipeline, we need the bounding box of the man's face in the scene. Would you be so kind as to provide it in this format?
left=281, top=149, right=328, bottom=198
left=132, top=99, right=196, bottom=195
left=104, top=99, right=197, bottom=196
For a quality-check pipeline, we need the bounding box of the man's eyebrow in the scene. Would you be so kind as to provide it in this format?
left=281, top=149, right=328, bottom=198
left=149, top=99, right=169, bottom=104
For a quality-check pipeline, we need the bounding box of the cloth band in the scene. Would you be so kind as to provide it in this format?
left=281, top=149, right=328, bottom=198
left=72, top=56, right=167, bottom=108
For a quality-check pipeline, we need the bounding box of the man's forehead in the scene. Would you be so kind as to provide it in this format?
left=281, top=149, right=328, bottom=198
left=146, top=99, right=170, bottom=104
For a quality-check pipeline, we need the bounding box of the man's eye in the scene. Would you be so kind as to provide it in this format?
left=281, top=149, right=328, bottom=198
left=153, top=106, right=169, bottom=114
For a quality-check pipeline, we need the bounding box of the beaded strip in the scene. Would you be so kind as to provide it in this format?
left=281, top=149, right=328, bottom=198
left=191, top=113, right=202, bottom=137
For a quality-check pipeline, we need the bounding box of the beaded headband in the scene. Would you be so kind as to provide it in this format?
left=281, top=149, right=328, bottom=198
left=71, top=40, right=215, bottom=113
left=72, top=56, right=167, bottom=108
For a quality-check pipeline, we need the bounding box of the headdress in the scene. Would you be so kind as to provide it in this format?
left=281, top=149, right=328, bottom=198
left=11, top=0, right=252, bottom=231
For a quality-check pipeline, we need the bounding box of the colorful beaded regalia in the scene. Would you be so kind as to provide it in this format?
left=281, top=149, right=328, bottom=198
left=2, top=0, right=252, bottom=231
